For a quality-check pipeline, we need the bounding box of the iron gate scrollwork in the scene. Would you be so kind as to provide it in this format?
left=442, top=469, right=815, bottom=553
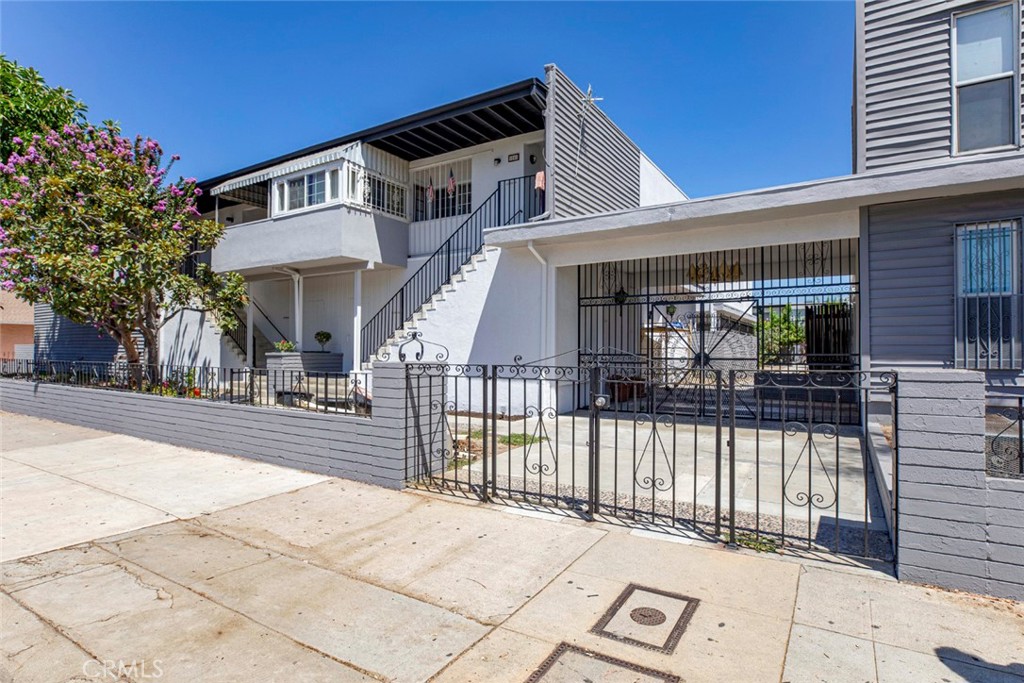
left=405, top=356, right=897, bottom=560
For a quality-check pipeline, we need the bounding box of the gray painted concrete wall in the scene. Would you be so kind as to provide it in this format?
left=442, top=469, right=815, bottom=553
left=896, top=370, right=1024, bottom=601
left=213, top=203, right=408, bottom=275
left=0, top=363, right=410, bottom=489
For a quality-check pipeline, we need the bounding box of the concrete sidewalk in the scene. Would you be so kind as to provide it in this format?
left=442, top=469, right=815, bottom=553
left=1, top=413, right=1021, bottom=682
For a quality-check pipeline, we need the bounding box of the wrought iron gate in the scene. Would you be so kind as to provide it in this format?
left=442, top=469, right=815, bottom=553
left=405, top=358, right=897, bottom=560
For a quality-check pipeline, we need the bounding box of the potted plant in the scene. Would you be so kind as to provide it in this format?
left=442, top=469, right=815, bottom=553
left=665, top=304, right=677, bottom=319
left=274, top=339, right=296, bottom=352
left=314, top=330, right=332, bottom=352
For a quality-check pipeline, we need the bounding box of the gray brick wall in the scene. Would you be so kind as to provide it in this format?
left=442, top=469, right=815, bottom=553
left=897, top=370, right=1024, bottom=601
left=0, top=363, right=410, bottom=489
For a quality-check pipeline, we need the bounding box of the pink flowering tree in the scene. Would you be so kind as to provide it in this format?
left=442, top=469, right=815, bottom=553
left=0, top=122, right=246, bottom=381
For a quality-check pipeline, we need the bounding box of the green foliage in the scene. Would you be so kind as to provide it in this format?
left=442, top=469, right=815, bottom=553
left=0, top=56, right=86, bottom=162
left=314, top=330, right=332, bottom=351
left=0, top=120, right=246, bottom=371
left=274, top=339, right=297, bottom=352
left=468, top=429, right=547, bottom=446
left=757, top=304, right=805, bottom=366
left=735, top=532, right=779, bottom=553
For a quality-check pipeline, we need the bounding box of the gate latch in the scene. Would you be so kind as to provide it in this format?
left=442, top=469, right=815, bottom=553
left=593, top=394, right=609, bottom=410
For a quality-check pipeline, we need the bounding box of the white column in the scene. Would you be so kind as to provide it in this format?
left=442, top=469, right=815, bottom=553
left=245, top=282, right=254, bottom=366
left=352, top=270, right=363, bottom=371
left=292, top=273, right=304, bottom=350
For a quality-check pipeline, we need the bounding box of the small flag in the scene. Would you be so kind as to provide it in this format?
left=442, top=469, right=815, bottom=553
left=447, top=168, right=456, bottom=197
left=426, top=177, right=434, bottom=203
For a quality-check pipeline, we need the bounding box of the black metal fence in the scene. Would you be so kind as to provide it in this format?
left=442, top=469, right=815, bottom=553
left=406, top=361, right=897, bottom=559
left=985, top=394, right=1023, bottom=479
left=0, top=359, right=370, bottom=416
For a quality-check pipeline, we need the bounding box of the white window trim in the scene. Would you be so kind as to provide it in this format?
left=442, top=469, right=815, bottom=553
left=950, top=1, right=1022, bottom=155
left=270, top=160, right=409, bottom=220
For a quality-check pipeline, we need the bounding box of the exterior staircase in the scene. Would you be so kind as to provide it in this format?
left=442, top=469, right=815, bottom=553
left=222, top=299, right=286, bottom=368
left=360, top=174, right=542, bottom=366
left=367, top=245, right=501, bottom=368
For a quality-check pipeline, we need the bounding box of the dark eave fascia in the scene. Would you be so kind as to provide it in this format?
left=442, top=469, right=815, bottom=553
left=199, top=78, right=547, bottom=191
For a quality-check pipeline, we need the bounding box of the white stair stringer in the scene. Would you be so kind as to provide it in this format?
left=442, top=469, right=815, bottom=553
left=367, top=246, right=500, bottom=369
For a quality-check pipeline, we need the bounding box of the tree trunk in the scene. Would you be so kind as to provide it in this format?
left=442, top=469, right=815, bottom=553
left=113, top=325, right=145, bottom=390
left=140, top=325, right=161, bottom=387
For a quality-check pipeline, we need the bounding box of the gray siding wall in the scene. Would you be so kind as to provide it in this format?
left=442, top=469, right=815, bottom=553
left=33, top=303, right=118, bottom=362
left=858, top=0, right=1024, bottom=172
left=0, top=363, right=410, bottom=489
left=896, top=370, right=1024, bottom=601
left=546, top=66, right=641, bottom=218
left=866, top=189, right=1024, bottom=386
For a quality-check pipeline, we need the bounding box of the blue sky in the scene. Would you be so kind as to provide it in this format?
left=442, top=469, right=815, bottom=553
left=2, top=2, right=855, bottom=198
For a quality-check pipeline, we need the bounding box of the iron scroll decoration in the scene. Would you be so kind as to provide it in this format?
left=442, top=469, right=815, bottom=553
left=375, top=331, right=450, bottom=363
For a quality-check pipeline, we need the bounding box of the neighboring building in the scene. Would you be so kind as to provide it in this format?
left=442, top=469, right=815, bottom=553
left=0, top=292, right=34, bottom=359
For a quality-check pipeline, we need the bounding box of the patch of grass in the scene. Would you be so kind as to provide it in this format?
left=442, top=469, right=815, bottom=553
left=735, top=532, right=779, bottom=553
left=467, top=429, right=547, bottom=446
left=447, top=455, right=475, bottom=471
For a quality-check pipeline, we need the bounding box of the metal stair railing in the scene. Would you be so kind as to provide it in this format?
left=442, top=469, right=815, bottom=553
left=225, top=297, right=291, bottom=361
left=360, top=174, right=543, bottom=363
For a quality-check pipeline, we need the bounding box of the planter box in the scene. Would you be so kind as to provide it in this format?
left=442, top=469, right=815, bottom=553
left=265, top=352, right=345, bottom=404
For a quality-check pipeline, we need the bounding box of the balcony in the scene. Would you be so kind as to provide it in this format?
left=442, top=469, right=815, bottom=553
left=211, top=199, right=408, bottom=277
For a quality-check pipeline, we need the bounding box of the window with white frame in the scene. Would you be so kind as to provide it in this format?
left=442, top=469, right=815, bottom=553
left=276, top=170, right=328, bottom=213
left=953, top=3, right=1019, bottom=153
left=271, top=161, right=407, bottom=219
left=955, top=219, right=1023, bottom=368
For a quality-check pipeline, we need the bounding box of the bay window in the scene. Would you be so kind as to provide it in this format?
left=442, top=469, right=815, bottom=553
left=954, top=3, right=1019, bottom=153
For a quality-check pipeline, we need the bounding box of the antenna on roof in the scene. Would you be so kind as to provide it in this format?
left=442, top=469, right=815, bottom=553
left=580, top=84, right=604, bottom=114
left=568, top=84, right=604, bottom=213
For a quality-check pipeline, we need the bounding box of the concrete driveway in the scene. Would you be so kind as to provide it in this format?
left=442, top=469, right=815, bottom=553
left=2, top=412, right=1022, bottom=683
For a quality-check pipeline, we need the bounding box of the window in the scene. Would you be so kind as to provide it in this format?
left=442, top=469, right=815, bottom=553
left=346, top=166, right=361, bottom=202
left=287, top=177, right=304, bottom=211
left=306, top=171, right=326, bottom=207
left=956, top=219, right=1023, bottom=369
left=329, top=169, right=339, bottom=200
left=413, top=183, right=472, bottom=221
left=278, top=171, right=327, bottom=213
left=410, top=158, right=473, bottom=222
left=954, top=4, right=1019, bottom=152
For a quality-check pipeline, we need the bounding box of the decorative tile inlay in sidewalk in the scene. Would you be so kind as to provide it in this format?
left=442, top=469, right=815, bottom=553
left=526, top=642, right=680, bottom=683
left=589, top=583, right=700, bottom=654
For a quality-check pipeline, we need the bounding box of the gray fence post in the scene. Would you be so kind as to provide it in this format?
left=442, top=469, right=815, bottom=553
left=896, top=370, right=1023, bottom=601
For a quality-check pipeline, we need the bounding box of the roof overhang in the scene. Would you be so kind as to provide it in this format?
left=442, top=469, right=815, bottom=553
left=486, top=154, right=1024, bottom=250
left=199, top=78, right=546, bottom=204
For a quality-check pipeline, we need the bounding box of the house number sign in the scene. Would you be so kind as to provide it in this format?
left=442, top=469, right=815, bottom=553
left=688, top=261, right=742, bottom=284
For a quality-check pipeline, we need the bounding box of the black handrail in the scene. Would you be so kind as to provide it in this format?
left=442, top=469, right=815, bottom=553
left=252, top=298, right=288, bottom=342
left=227, top=310, right=248, bottom=354
left=226, top=297, right=289, bottom=359
left=360, top=174, right=543, bottom=363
